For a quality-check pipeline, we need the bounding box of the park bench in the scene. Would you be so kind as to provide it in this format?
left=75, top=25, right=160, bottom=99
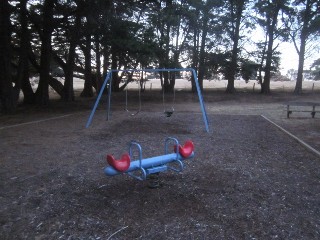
left=286, top=101, right=320, bottom=118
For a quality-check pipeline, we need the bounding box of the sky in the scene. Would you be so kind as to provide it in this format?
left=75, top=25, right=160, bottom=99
left=278, top=42, right=300, bottom=75
left=279, top=41, right=320, bottom=75
left=249, top=27, right=318, bottom=76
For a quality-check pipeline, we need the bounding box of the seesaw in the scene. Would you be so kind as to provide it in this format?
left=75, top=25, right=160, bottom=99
left=105, top=137, right=194, bottom=181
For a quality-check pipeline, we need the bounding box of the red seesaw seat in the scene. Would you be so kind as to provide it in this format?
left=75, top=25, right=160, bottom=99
left=106, top=153, right=131, bottom=172
left=174, top=140, right=194, bottom=158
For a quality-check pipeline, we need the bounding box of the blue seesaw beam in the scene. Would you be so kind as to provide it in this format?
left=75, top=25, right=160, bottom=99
left=85, top=68, right=210, bottom=133
left=105, top=137, right=195, bottom=181
left=104, top=152, right=194, bottom=180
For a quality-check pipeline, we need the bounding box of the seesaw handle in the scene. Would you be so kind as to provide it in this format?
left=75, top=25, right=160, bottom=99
left=129, top=141, right=143, bottom=169
left=165, top=137, right=179, bottom=159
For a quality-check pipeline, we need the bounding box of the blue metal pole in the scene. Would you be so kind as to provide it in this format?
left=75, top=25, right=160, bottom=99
left=191, top=68, right=210, bottom=133
left=85, top=71, right=111, bottom=128
left=111, top=68, right=193, bottom=73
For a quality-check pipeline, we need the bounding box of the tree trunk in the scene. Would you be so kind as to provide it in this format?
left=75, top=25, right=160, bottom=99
left=18, top=0, right=35, bottom=104
left=160, top=0, right=174, bottom=93
left=197, top=12, right=208, bottom=92
left=102, top=46, right=109, bottom=77
left=63, top=66, right=75, bottom=101
left=0, top=0, right=16, bottom=113
left=109, top=37, right=120, bottom=92
left=294, top=33, right=306, bottom=94
left=261, top=30, right=274, bottom=94
left=257, top=35, right=268, bottom=86
left=294, top=0, right=311, bottom=94
left=81, top=24, right=94, bottom=97
left=226, top=0, right=244, bottom=93
left=49, top=76, right=64, bottom=96
left=162, top=71, right=171, bottom=92
left=163, top=31, right=172, bottom=92
left=63, top=13, right=81, bottom=101
left=261, top=5, right=279, bottom=94
left=29, top=46, right=64, bottom=97
left=95, top=34, right=102, bottom=92
left=169, top=72, right=176, bottom=91
left=191, top=27, right=199, bottom=92
left=35, top=0, right=55, bottom=105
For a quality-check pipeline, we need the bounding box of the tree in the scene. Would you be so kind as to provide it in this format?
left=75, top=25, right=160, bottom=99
left=224, top=0, right=248, bottom=93
left=197, top=0, right=220, bottom=92
left=17, top=0, right=35, bottom=104
left=240, top=59, right=260, bottom=82
left=22, top=1, right=65, bottom=99
left=310, top=58, right=320, bottom=80
left=100, top=0, right=160, bottom=92
left=80, top=0, right=96, bottom=98
left=255, top=0, right=289, bottom=94
left=148, top=0, right=181, bottom=92
left=186, top=0, right=223, bottom=92
left=286, top=0, right=320, bottom=94
left=61, top=1, right=82, bottom=101
left=80, top=29, right=94, bottom=97
left=0, top=0, right=16, bottom=112
left=35, top=0, right=57, bottom=105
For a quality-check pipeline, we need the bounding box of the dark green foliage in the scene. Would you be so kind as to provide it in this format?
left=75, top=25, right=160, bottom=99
left=240, top=60, right=260, bottom=83
left=1, top=0, right=319, bottom=112
left=310, top=58, right=320, bottom=80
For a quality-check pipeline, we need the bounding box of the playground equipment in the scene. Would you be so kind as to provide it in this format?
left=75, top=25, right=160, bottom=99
left=125, top=82, right=141, bottom=116
left=85, top=68, right=210, bottom=133
left=162, top=88, right=175, bottom=117
left=105, top=137, right=194, bottom=181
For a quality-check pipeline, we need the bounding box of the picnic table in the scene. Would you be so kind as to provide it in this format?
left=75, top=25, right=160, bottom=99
left=286, top=101, right=320, bottom=118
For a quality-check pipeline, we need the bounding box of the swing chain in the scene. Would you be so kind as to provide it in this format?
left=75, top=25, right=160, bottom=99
left=125, top=80, right=142, bottom=116
left=162, top=86, right=175, bottom=117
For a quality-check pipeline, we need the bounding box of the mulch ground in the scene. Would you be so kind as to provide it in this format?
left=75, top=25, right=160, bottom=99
left=1, top=109, right=320, bottom=239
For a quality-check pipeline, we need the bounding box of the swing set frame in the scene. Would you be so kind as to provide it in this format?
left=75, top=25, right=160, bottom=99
left=85, top=68, right=210, bottom=133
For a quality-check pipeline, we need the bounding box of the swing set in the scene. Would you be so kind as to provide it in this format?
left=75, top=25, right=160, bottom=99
left=86, top=68, right=210, bottom=133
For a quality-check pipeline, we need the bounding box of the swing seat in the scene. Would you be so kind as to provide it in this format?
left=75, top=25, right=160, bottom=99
left=174, top=140, right=194, bottom=158
left=106, top=153, right=131, bottom=172
left=164, top=111, right=173, bottom=117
